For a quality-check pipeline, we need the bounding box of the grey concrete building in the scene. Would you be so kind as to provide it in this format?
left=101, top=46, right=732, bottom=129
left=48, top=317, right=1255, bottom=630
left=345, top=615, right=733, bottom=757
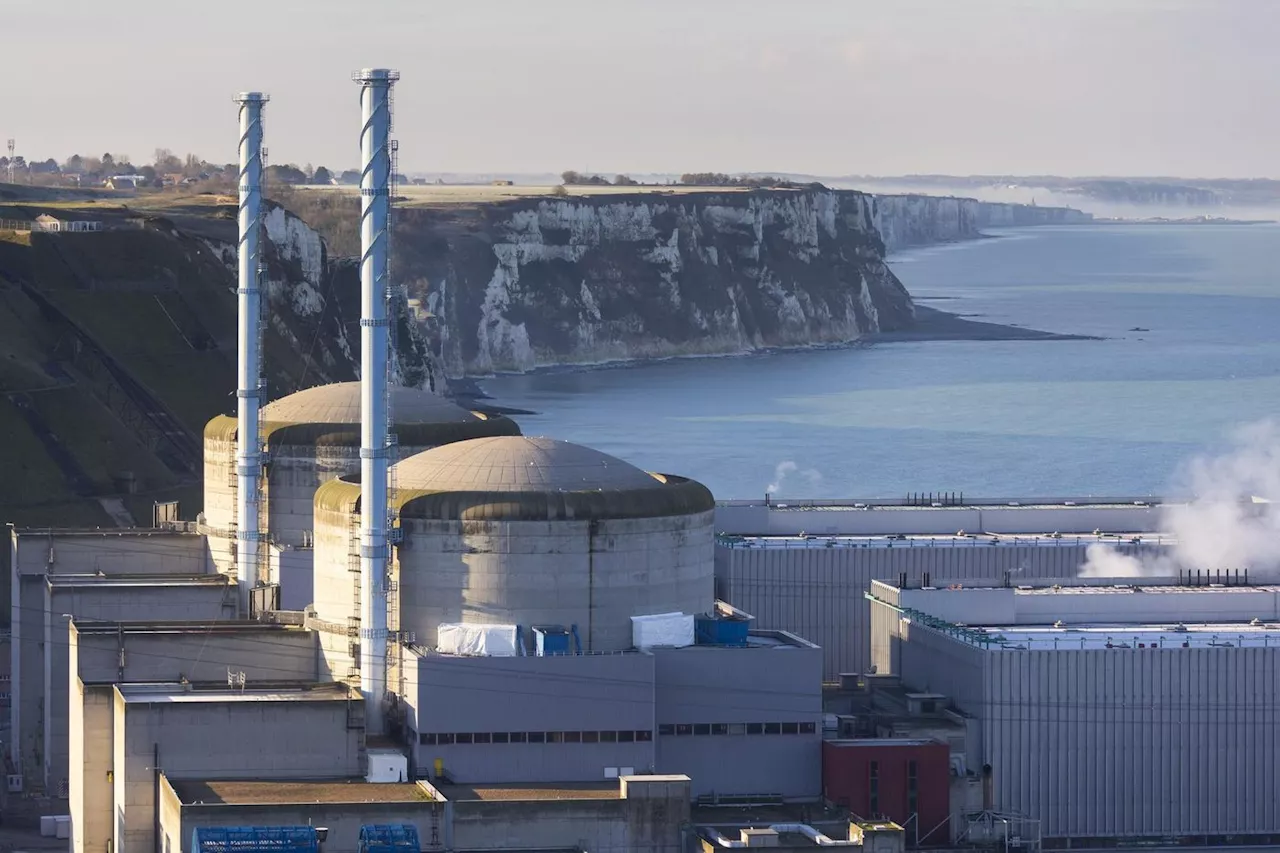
left=403, top=629, right=822, bottom=800
left=110, top=684, right=362, bottom=853
left=652, top=636, right=822, bottom=799
left=406, top=651, right=657, bottom=785
left=159, top=778, right=435, bottom=853
left=716, top=532, right=1169, bottom=679
left=69, top=621, right=320, bottom=853
left=434, top=775, right=690, bottom=853
left=201, top=381, right=520, bottom=582
left=311, top=435, right=716, bottom=687
left=9, top=526, right=221, bottom=790
left=867, top=578, right=1280, bottom=843
left=17, top=573, right=236, bottom=796
left=158, top=774, right=690, bottom=853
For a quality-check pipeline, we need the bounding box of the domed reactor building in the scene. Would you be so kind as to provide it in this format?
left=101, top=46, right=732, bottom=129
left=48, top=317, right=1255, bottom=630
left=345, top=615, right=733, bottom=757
left=202, top=381, right=520, bottom=607
left=310, top=435, right=822, bottom=795
left=24, top=76, right=828, bottom=853
left=313, top=435, right=715, bottom=663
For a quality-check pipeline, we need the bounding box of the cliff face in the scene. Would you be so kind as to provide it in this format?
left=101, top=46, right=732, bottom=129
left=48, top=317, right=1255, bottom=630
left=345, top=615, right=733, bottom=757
left=873, top=194, right=1092, bottom=252
left=202, top=205, right=440, bottom=393
left=393, top=189, right=915, bottom=376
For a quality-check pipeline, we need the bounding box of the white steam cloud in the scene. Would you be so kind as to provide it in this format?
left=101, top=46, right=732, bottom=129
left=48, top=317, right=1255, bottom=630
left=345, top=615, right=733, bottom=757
left=1082, top=420, right=1280, bottom=577
left=766, top=461, right=824, bottom=495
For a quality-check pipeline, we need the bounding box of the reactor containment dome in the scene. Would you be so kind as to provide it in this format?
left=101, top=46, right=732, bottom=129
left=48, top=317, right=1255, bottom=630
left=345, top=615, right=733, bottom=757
left=202, top=382, right=521, bottom=572
left=312, top=436, right=716, bottom=678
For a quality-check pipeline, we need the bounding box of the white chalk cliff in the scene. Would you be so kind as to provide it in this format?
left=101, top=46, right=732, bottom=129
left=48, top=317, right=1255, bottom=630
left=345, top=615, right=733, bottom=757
left=398, top=189, right=915, bottom=376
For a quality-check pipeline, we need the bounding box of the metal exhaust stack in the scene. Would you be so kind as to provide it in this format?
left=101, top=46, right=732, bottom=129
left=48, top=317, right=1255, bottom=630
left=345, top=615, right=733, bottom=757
left=353, top=67, right=399, bottom=734
left=234, top=91, right=268, bottom=614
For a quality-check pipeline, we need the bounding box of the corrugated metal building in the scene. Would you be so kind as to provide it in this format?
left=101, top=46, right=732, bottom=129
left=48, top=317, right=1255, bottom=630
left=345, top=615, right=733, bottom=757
left=867, top=580, right=1280, bottom=843
left=404, top=630, right=823, bottom=800
left=716, top=534, right=1168, bottom=678
left=714, top=499, right=1165, bottom=538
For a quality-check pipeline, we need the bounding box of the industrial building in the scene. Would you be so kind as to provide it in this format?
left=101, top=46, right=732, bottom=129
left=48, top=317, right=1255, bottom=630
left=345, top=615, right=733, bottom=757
left=201, top=381, right=520, bottom=597
left=9, top=527, right=229, bottom=794
left=867, top=576, right=1280, bottom=845
left=68, top=619, right=323, bottom=853
left=714, top=498, right=1173, bottom=677
left=12, top=61, right=1267, bottom=853
left=165, top=775, right=692, bottom=853
left=1, top=70, right=842, bottom=853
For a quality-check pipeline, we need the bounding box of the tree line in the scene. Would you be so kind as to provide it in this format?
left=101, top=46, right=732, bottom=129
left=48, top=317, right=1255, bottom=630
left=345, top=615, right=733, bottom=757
left=0, top=149, right=353, bottom=190
left=560, top=170, right=816, bottom=189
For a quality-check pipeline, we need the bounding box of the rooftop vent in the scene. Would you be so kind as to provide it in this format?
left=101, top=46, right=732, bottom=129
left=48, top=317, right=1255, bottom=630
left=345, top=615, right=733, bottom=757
left=740, top=828, right=780, bottom=847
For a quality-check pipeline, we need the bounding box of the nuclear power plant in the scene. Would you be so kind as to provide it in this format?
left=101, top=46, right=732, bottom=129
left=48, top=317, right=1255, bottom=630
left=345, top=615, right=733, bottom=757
left=5, top=70, right=1277, bottom=853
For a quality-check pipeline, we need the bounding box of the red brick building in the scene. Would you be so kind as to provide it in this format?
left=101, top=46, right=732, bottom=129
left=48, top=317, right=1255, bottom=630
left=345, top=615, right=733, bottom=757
left=822, top=739, right=951, bottom=846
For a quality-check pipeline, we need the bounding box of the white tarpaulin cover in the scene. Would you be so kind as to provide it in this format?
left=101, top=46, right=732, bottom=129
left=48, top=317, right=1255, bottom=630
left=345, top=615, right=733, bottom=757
left=631, top=612, right=695, bottom=649
left=437, top=623, right=519, bottom=657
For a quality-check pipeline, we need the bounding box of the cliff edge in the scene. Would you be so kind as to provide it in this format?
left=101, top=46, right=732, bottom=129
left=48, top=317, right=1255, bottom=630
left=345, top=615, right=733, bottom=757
left=874, top=194, right=1092, bottom=252
left=394, top=189, right=915, bottom=375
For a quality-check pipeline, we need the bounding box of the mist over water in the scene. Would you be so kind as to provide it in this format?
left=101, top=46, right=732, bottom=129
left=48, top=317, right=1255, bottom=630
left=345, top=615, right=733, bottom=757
left=481, top=223, right=1280, bottom=501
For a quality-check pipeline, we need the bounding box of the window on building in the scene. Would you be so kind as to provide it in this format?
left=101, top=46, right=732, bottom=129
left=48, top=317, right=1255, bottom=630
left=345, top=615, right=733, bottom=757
left=546, top=731, right=564, bottom=743
left=908, top=760, right=919, bottom=844
left=438, top=733, right=455, bottom=745
left=455, top=733, right=473, bottom=745
left=693, top=724, right=711, bottom=736
left=675, top=724, right=693, bottom=736
left=618, top=730, right=635, bottom=742
left=509, top=732, right=526, bottom=743
left=781, top=722, right=799, bottom=734
left=711, top=724, right=728, bottom=735
left=492, top=732, right=509, bottom=744
left=764, top=723, right=782, bottom=734
left=564, top=731, right=582, bottom=743
left=419, top=732, right=436, bottom=745
left=635, top=730, right=653, bottom=742
left=869, top=761, right=880, bottom=816
left=728, top=723, right=746, bottom=735
left=658, top=724, right=675, bottom=736
left=582, top=731, right=600, bottom=743
left=746, top=723, right=764, bottom=735
left=473, top=732, right=491, bottom=744
left=600, top=730, right=618, bottom=743
left=799, top=722, right=816, bottom=734
left=527, top=732, right=546, bottom=744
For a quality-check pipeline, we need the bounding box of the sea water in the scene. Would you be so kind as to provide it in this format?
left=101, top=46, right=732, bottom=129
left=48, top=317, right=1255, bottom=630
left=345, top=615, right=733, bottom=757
left=480, top=223, right=1280, bottom=500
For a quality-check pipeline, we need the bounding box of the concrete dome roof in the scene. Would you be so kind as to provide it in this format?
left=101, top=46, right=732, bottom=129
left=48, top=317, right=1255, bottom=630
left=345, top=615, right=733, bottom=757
left=204, top=382, right=521, bottom=447
left=263, top=382, right=477, bottom=425
left=373, top=436, right=716, bottom=522
left=393, top=436, right=660, bottom=493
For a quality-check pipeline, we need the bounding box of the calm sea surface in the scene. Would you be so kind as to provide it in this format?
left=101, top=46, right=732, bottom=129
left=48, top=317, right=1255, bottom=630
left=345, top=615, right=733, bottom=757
left=481, top=224, right=1280, bottom=500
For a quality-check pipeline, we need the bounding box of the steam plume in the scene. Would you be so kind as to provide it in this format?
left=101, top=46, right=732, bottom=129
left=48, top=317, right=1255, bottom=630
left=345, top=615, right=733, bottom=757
left=766, top=460, right=824, bottom=495
left=1082, top=420, right=1280, bottom=577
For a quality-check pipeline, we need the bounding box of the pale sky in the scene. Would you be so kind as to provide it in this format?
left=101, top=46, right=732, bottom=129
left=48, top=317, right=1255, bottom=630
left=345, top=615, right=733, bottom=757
left=3, top=0, right=1276, bottom=178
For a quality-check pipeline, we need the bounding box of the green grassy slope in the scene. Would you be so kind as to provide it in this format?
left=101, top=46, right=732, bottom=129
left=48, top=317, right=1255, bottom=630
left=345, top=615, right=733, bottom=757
left=0, top=196, right=357, bottom=531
